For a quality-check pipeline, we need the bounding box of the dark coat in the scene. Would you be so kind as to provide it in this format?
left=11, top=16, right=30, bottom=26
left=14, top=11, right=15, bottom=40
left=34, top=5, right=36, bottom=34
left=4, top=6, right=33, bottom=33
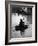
left=15, top=19, right=28, bottom=32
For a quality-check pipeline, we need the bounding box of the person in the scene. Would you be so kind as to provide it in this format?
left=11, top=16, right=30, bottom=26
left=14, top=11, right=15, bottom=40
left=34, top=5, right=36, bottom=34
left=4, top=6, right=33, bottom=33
left=15, top=19, right=28, bottom=36
left=19, top=19, right=28, bottom=35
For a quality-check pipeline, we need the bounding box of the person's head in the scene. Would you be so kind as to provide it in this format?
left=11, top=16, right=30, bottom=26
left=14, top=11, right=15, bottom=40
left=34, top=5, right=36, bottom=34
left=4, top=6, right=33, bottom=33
left=20, top=19, right=23, bottom=22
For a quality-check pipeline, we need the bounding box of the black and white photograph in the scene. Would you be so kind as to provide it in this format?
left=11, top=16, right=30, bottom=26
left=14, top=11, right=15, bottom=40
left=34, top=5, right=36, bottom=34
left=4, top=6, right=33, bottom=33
left=5, top=1, right=37, bottom=45
left=10, top=5, right=32, bottom=38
